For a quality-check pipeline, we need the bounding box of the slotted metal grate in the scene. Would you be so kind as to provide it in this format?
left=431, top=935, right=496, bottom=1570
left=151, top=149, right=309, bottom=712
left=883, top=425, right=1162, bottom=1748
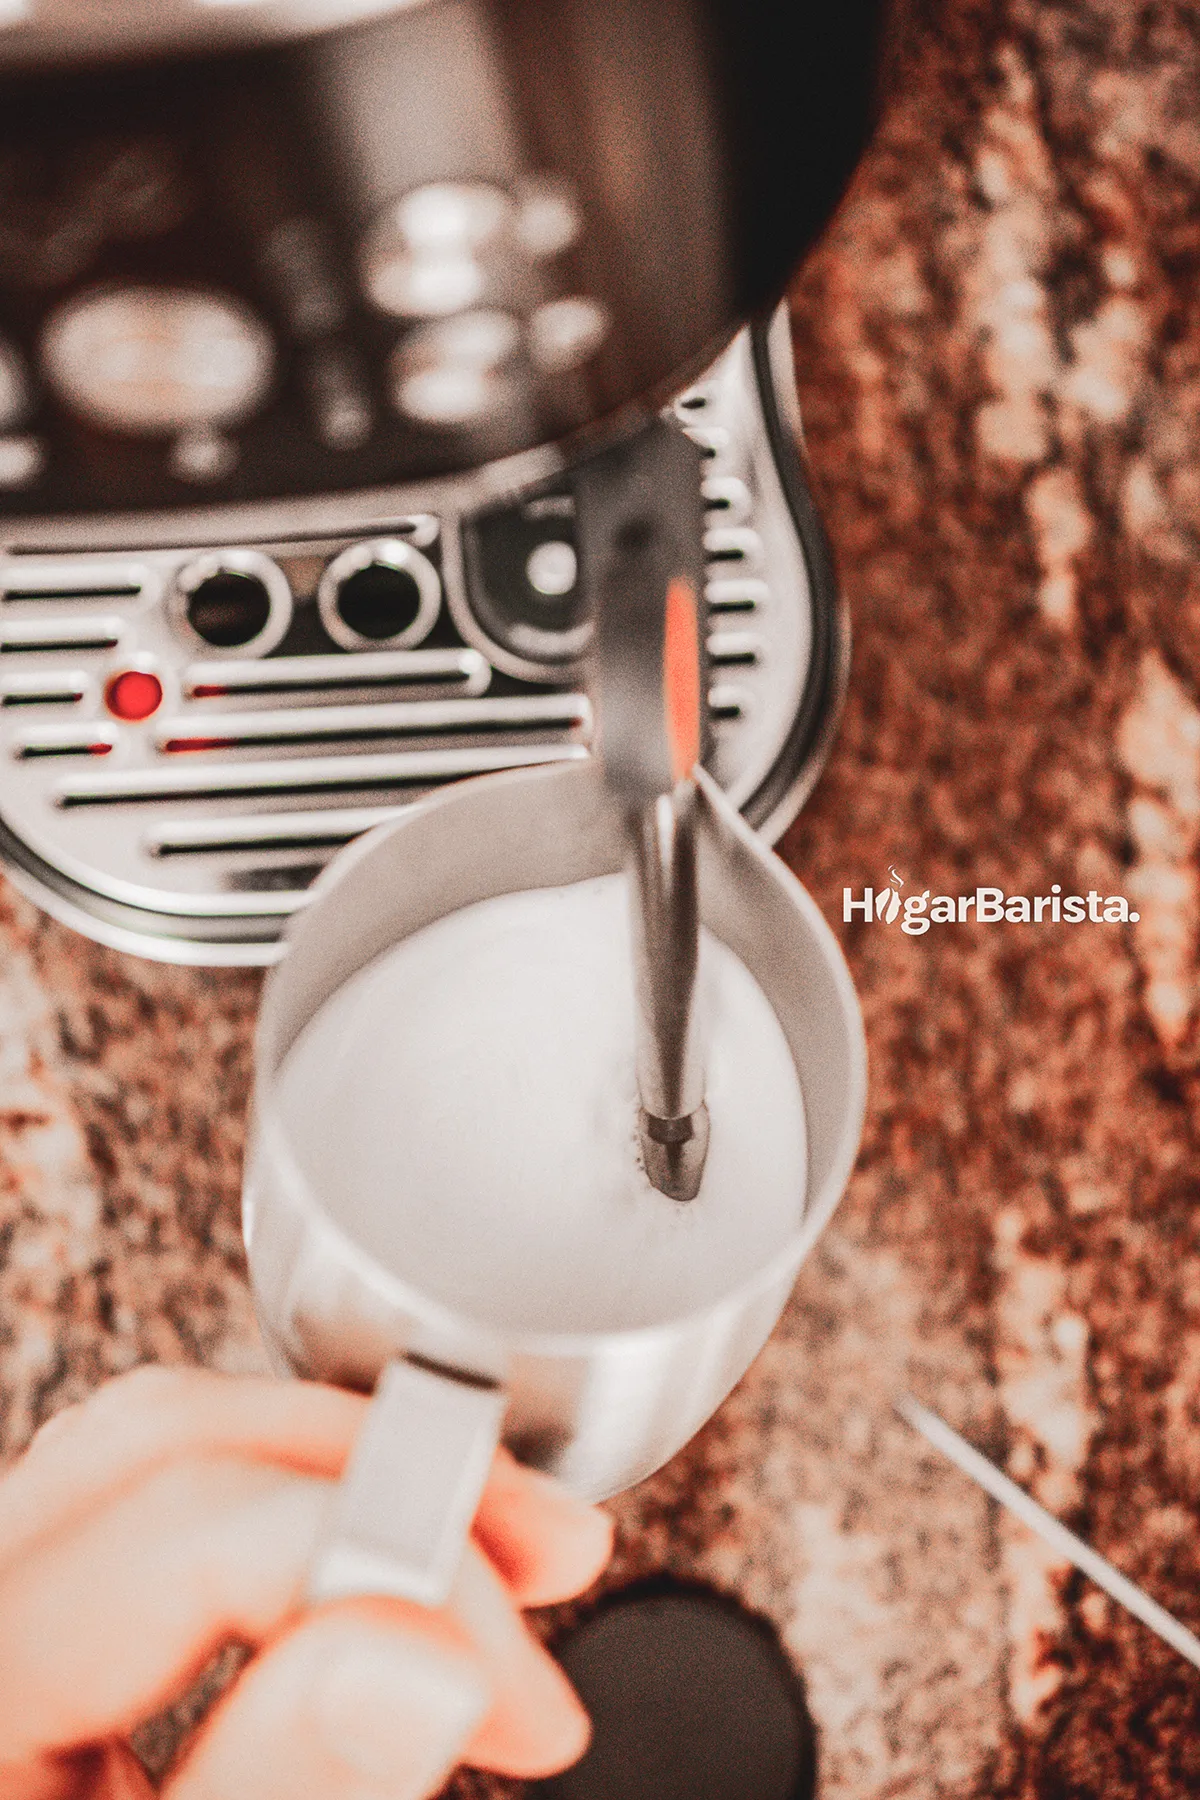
left=0, top=316, right=843, bottom=963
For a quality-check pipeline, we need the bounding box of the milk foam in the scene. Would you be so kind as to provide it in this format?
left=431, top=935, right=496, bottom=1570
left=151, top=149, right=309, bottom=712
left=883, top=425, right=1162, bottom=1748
left=276, top=874, right=807, bottom=1334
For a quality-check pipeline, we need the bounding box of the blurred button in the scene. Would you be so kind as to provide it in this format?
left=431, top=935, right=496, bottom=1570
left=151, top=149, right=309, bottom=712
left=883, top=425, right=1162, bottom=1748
left=170, top=427, right=237, bottom=484
left=392, top=310, right=521, bottom=426
left=41, top=286, right=274, bottom=436
left=105, top=667, right=163, bottom=723
left=708, top=683, right=748, bottom=721
left=430, top=310, right=520, bottom=365
left=397, top=363, right=504, bottom=424
left=525, top=540, right=577, bottom=597
left=362, top=184, right=512, bottom=319
left=395, top=183, right=512, bottom=250
left=366, top=248, right=485, bottom=319
left=15, top=727, right=115, bottom=759
left=529, top=297, right=609, bottom=374
left=515, top=179, right=581, bottom=258
left=0, top=436, right=42, bottom=488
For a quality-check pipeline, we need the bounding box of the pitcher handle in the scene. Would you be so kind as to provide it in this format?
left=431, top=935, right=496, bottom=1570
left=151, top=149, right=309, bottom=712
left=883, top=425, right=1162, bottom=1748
left=308, top=1358, right=506, bottom=1609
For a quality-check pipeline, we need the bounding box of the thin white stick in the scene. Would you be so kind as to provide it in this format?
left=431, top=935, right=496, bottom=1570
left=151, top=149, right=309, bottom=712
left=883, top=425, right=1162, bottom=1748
left=895, top=1392, right=1200, bottom=1674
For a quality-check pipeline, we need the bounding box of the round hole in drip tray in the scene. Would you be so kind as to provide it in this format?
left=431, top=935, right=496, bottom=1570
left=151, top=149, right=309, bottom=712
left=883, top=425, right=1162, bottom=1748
left=335, top=561, right=424, bottom=640
left=185, top=570, right=273, bottom=649
left=528, top=1580, right=816, bottom=1800
left=318, top=539, right=441, bottom=650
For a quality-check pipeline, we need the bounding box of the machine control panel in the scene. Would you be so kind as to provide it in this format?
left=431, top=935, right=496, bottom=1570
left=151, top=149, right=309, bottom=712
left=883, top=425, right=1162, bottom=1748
left=0, top=74, right=615, bottom=517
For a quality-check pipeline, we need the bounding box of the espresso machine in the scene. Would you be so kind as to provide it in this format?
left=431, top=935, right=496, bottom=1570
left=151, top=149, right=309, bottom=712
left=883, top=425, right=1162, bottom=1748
left=0, top=0, right=884, bottom=960
left=0, top=6, right=887, bottom=1791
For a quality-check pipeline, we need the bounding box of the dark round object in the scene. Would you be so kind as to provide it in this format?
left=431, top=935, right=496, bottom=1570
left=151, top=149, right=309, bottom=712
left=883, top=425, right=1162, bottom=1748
left=184, top=570, right=273, bottom=648
left=530, top=1584, right=816, bottom=1800
left=334, top=561, right=424, bottom=640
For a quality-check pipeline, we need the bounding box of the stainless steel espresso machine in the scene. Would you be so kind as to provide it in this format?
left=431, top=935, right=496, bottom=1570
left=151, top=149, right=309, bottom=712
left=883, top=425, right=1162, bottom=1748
left=0, top=0, right=884, bottom=962
left=0, top=10, right=892, bottom=1789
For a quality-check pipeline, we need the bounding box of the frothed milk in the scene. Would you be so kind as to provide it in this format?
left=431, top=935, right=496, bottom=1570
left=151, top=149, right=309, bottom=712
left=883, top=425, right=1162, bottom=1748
left=276, top=874, right=807, bottom=1335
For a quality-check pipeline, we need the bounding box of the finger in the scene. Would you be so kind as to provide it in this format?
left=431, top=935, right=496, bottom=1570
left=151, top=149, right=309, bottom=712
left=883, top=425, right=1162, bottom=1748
left=451, top=1545, right=590, bottom=1776
left=1, top=1370, right=610, bottom=1612
left=90, top=1744, right=156, bottom=1800
left=0, top=1457, right=587, bottom=1779
left=473, top=1451, right=613, bottom=1607
left=0, top=1457, right=333, bottom=1762
left=168, top=1568, right=587, bottom=1800
left=0, top=1367, right=367, bottom=1565
left=164, top=1604, right=489, bottom=1800
left=88, top=1744, right=156, bottom=1800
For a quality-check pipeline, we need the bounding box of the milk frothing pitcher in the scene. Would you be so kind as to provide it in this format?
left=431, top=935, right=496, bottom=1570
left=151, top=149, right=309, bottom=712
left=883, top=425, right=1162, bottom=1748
left=243, top=756, right=866, bottom=1606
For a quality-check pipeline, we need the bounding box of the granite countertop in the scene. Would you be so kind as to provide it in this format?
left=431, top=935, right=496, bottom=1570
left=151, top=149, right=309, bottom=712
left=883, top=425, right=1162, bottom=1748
left=3, top=0, right=1200, bottom=1794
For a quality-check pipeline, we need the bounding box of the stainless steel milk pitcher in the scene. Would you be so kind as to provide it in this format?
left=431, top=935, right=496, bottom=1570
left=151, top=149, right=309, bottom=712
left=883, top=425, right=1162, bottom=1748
left=243, top=756, right=866, bottom=1606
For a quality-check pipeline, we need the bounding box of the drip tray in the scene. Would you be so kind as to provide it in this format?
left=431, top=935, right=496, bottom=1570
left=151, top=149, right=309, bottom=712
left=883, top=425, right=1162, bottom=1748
left=0, top=315, right=844, bottom=964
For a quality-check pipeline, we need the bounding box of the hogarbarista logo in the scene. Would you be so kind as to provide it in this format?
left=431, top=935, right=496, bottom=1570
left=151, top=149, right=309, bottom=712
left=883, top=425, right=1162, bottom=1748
left=844, top=868, right=1140, bottom=936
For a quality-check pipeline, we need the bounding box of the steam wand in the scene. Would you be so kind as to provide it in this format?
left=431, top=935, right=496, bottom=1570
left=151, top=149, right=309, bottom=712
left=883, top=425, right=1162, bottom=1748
left=574, top=422, right=709, bottom=1200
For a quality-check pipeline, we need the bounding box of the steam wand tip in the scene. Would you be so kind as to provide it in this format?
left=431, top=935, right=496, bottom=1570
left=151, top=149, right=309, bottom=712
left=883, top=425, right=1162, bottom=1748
left=639, top=1101, right=709, bottom=1203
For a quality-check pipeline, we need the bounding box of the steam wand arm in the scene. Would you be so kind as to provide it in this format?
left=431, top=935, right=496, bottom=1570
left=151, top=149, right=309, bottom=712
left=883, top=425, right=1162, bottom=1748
left=573, top=422, right=709, bottom=1201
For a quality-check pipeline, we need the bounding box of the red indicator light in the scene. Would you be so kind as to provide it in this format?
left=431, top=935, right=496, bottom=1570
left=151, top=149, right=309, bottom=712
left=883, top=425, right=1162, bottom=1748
left=105, top=668, right=164, bottom=722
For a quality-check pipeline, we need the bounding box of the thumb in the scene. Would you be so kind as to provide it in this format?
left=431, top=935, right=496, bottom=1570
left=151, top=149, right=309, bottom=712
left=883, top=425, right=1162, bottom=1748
left=164, top=1607, right=489, bottom=1800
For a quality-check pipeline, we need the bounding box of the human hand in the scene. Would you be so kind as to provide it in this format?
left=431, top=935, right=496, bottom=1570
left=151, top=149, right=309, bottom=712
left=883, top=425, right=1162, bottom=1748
left=0, top=1366, right=613, bottom=1800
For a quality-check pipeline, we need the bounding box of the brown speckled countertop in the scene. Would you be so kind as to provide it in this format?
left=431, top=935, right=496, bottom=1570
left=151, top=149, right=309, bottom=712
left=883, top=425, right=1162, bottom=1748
left=5, top=1, right=1200, bottom=1794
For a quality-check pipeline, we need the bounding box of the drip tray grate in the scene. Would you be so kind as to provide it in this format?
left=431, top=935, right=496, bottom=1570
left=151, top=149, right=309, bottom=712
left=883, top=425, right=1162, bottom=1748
left=0, top=314, right=841, bottom=962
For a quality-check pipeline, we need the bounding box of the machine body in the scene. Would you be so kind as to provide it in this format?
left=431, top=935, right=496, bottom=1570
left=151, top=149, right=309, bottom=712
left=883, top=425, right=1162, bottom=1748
left=0, top=0, right=883, bottom=519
